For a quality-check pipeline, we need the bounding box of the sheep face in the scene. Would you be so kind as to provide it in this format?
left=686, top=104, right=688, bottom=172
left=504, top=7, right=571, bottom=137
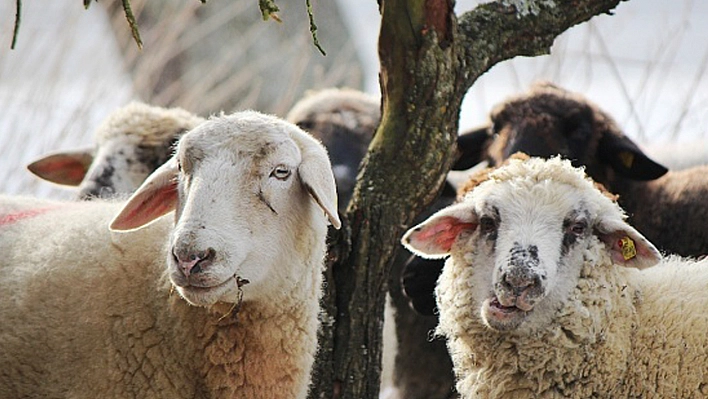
left=110, top=111, right=340, bottom=307
left=402, top=157, right=660, bottom=334
left=26, top=102, right=202, bottom=200
left=77, top=136, right=176, bottom=199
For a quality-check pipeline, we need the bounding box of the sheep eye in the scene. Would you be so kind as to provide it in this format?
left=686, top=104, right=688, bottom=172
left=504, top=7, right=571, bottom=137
left=569, top=221, right=587, bottom=236
left=479, top=216, right=497, bottom=235
left=271, top=165, right=291, bottom=180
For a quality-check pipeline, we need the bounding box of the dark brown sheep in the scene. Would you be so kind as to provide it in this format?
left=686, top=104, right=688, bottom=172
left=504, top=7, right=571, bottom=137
left=480, top=82, right=707, bottom=256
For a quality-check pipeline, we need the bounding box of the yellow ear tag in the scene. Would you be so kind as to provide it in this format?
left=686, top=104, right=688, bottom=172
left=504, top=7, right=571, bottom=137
left=618, top=236, right=637, bottom=260
left=619, top=151, right=635, bottom=169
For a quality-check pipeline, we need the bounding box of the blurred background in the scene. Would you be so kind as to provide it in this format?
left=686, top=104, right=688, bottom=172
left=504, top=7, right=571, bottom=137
left=1, top=0, right=706, bottom=199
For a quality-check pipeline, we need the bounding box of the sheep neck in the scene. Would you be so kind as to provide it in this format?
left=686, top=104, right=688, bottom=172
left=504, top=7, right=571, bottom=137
left=169, top=291, right=318, bottom=399
left=443, top=259, right=641, bottom=398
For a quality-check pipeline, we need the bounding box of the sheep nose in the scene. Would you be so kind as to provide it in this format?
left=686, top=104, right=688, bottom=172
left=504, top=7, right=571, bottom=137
left=172, top=247, right=216, bottom=277
left=501, top=269, right=540, bottom=291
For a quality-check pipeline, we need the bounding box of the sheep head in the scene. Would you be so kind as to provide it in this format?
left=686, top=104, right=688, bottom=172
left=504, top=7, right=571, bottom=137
left=485, top=82, right=668, bottom=185
left=27, top=102, right=203, bottom=200
left=402, top=156, right=660, bottom=333
left=109, top=111, right=340, bottom=307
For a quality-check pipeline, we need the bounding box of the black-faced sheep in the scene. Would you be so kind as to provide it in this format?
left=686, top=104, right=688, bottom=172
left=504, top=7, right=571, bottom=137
left=402, top=156, right=708, bottom=398
left=404, top=82, right=708, bottom=311
left=0, top=111, right=340, bottom=399
left=27, top=101, right=205, bottom=200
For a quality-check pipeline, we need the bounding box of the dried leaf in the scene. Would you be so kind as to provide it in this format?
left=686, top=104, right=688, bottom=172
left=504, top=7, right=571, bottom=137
left=258, top=0, right=280, bottom=21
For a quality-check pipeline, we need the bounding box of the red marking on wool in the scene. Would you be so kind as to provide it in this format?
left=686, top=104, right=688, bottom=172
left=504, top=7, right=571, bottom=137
left=0, top=207, right=56, bottom=226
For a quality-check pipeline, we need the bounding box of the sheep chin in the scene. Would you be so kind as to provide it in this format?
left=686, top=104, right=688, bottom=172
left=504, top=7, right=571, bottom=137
left=174, top=276, right=241, bottom=307
left=481, top=296, right=529, bottom=332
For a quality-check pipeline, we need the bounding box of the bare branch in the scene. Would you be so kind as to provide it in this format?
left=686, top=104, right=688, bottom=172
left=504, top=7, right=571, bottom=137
left=458, top=0, right=624, bottom=89
left=306, top=0, right=326, bottom=56
left=11, top=0, right=21, bottom=50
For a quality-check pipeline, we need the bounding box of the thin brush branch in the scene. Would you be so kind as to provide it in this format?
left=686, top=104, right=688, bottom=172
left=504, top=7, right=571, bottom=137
left=122, top=0, right=143, bottom=50
left=306, top=0, right=326, bottom=56
left=11, top=0, right=21, bottom=49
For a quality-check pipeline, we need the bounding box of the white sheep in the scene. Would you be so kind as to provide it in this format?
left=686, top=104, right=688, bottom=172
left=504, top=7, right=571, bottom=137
left=26, top=101, right=205, bottom=199
left=402, top=156, right=708, bottom=398
left=398, top=82, right=708, bottom=397
left=0, top=110, right=341, bottom=399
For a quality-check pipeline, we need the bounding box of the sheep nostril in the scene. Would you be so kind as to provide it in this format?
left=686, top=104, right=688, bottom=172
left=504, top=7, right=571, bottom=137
left=173, top=247, right=216, bottom=277
left=191, top=248, right=216, bottom=275
left=502, top=270, right=537, bottom=291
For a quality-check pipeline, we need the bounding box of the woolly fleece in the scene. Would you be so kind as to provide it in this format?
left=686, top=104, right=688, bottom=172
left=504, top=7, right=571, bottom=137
left=421, top=158, right=708, bottom=398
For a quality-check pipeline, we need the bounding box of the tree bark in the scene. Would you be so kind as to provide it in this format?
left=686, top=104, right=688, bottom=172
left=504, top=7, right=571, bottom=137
left=309, top=0, right=626, bottom=398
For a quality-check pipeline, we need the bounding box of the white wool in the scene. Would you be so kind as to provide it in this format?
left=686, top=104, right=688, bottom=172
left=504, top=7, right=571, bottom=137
left=0, top=111, right=340, bottom=399
left=402, top=156, right=708, bottom=398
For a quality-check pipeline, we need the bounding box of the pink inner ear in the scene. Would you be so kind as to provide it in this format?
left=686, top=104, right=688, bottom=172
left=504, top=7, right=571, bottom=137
left=110, top=181, right=178, bottom=230
left=417, top=216, right=476, bottom=253
left=28, top=157, right=89, bottom=186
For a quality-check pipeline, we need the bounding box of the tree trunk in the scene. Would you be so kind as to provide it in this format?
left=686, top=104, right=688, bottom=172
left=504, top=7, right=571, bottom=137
left=310, top=1, right=626, bottom=398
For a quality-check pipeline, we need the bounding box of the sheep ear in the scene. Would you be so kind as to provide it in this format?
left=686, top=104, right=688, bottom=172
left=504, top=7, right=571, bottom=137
left=293, top=131, right=342, bottom=230
left=26, top=148, right=94, bottom=186
left=109, top=158, right=179, bottom=232
left=452, top=125, right=492, bottom=170
left=401, top=202, right=478, bottom=259
left=596, top=218, right=661, bottom=269
left=598, top=133, right=668, bottom=181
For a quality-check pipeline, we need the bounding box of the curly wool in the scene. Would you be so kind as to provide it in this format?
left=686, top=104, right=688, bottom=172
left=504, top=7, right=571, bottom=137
left=437, top=233, right=708, bottom=398
left=94, top=101, right=205, bottom=146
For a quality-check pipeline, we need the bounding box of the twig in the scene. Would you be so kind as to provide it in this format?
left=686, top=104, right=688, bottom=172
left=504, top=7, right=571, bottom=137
left=589, top=22, right=645, bottom=140
left=671, top=47, right=708, bottom=139
left=11, top=0, right=21, bottom=50
left=122, top=0, right=143, bottom=50
left=306, top=0, right=326, bottom=56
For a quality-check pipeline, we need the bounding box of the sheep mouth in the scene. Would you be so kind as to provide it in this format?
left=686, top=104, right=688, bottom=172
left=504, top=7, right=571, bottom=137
left=481, top=296, right=530, bottom=331
left=175, top=275, right=247, bottom=306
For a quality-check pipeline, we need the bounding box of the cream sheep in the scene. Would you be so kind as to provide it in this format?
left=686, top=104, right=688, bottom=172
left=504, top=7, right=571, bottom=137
left=0, top=111, right=341, bottom=399
left=402, top=156, right=708, bottom=398
left=26, top=101, right=205, bottom=199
